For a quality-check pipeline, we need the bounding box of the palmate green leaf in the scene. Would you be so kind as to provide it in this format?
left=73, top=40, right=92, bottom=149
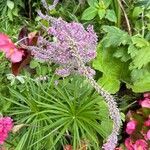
left=81, top=6, right=98, bottom=20
left=102, top=26, right=131, bottom=47
left=4, top=76, right=112, bottom=149
left=93, top=45, right=130, bottom=93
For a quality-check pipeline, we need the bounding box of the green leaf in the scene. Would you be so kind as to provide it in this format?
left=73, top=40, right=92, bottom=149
left=98, top=9, right=106, bottom=19
left=102, top=26, right=131, bottom=47
left=133, top=46, right=150, bottom=69
left=113, top=47, right=131, bottom=62
left=7, top=9, right=13, bottom=21
left=81, top=7, right=98, bottom=20
left=87, top=0, right=98, bottom=7
left=30, top=60, right=39, bottom=69
left=128, top=74, right=150, bottom=93
left=132, top=36, right=149, bottom=47
left=7, top=0, right=14, bottom=10
left=99, top=0, right=111, bottom=8
left=105, top=9, right=117, bottom=23
left=132, top=7, right=143, bottom=18
left=97, top=75, right=120, bottom=94
left=93, top=45, right=130, bottom=93
left=128, top=44, right=139, bottom=58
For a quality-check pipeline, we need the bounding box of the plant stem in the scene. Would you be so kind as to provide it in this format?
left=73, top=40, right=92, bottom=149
left=117, top=0, right=132, bottom=35
left=71, top=43, right=121, bottom=150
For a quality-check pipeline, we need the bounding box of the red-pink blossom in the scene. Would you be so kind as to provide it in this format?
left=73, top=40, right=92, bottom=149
left=0, top=33, right=23, bottom=63
left=144, top=92, right=150, bottom=99
left=133, top=139, right=148, bottom=150
left=125, top=138, right=134, bottom=150
left=0, top=117, right=13, bottom=144
left=146, top=130, right=150, bottom=140
left=144, top=118, right=150, bottom=126
left=140, top=98, right=150, bottom=108
left=126, top=120, right=137, bottom=134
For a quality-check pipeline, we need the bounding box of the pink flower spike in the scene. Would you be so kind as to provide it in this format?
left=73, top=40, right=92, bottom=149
left=126, top=120, right=137, bottom=135
left=133, top=139, right=148, bottom=150
left=141, top=98, right=150, bottom=108
left=146, top=130, right=150, bottom=140
left=124, top=138, right=134, bottom=150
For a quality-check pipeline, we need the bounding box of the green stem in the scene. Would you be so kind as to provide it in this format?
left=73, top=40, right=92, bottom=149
left=112, top=0, right=121, bottom=28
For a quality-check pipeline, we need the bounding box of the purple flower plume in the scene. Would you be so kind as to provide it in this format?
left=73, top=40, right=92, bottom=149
left=32, top=18, right=97, bottom=77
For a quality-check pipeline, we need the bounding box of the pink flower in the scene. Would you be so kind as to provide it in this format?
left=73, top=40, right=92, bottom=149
left=0, top=117, right=13, bottom=144
left=146, top=130, right=150, bottom=140
left=125, top=138, right=134, bottom=150
left=144, top=93, right=150, bottom=99
left=0, top=33, right=23, bottom=63
left=140, top=98, right=150, bottom=108
left=126, top=120, right=137, bottom=134
left=133, top=139, right=148, bottom=150
left=144, top=118, right=150, bottom=126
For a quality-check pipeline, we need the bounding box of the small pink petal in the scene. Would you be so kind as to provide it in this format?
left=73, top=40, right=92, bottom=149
left=133, top=139, right=148, bottom=150
left=126, top=120, right=137, bottom=134
left=141, top=98, right=150, bottom=108
left=10, top=50, right=23, bottom=63
left=146, top=130, right=150, bottom=140
left=125, top=138, right=134, bottom=150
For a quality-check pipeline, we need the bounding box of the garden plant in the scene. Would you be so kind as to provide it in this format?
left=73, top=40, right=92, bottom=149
left=0, top=0, right=150, bottom=150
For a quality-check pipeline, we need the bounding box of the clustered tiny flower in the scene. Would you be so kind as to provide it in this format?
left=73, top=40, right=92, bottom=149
left=0, top=117, right=13, bottom=144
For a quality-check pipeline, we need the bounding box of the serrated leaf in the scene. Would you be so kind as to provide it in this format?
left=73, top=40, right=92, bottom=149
left=133, top=46, right=150, bottom=69
left=98, top=9, right=105, bottom=19
left=127, top=73, right=150, bottom=93
left=132, top=36, right=149, bottom=47
left=102, top=26, right=131, bottom=47
left=128, top=44, right=139, bottom=58
left=105, top=9, right=117, bottom=23
left=113, top=47, right=131, bottom=62
left=7, top=0, right=14, bottom=10
left=81, top=7, right=98, bottom=20
left=97, top=75, right=120, bottom=94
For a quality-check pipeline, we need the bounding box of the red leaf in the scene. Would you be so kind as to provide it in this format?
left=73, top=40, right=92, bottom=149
left=18, top=27, right=29, bottom=45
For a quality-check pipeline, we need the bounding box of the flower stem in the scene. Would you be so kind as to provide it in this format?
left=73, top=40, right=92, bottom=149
left=71, top=43, right=121, bottom=150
